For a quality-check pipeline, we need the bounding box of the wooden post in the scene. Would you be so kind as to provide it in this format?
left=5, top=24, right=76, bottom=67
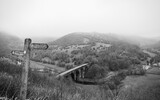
left=20, top=38, right=31, bottom=100
left=11, top=38, right=48, bottom=100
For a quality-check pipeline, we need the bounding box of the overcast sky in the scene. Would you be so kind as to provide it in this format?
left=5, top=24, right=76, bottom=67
left=0, top=0, right=160, bottom=38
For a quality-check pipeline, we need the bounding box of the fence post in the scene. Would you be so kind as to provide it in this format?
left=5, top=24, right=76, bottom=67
left=20, top=38, right=31, bottom=100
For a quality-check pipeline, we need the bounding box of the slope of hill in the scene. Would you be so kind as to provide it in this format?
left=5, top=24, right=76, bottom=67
left=34, top=32, right=149, bottom=70
left=49, top=32, right=158, bottom=47
left=49, top=32, right=115, bottom=47
left=0, top=32, right=22, bottom=57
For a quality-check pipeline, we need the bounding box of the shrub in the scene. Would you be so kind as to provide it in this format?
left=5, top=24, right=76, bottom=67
left=0, top=60, right=22, bottom=75
left=85, top=64, right=107, bottom=79
left=57, top=61, right=66, bottom=67
left=0, top=72, right=21, bottom=99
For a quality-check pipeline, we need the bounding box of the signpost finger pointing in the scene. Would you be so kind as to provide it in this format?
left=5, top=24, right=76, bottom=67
left=11, top=50, right=25, bottom=56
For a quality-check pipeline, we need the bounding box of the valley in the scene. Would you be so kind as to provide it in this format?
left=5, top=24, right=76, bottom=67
left=1, top=0, right=160, bottom=99
left=0, top=32, right=160, bottom=100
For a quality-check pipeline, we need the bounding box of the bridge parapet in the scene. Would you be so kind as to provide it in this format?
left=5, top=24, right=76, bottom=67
left=56, top=63, right=88, bottom=79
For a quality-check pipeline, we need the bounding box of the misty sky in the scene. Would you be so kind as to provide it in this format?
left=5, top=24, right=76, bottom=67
left=0, top=0, right=160, bottom=38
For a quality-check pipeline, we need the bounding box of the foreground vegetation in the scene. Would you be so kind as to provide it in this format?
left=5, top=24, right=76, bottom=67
left=0, top=60, right=120, bottom=100
left=117, top=67, right=160, bottom=100
left=0, top=57, right=147, bottom=100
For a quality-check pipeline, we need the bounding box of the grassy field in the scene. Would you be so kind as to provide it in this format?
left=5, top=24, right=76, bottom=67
left=117, top=67, right=160, bottom=100
left=30, top=61, right=65, bottom=73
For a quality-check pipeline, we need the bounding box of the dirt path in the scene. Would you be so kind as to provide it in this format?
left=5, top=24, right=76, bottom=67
left=117, top=67, right=160, bottom=100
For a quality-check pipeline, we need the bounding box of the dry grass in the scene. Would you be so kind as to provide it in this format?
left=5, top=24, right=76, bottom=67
left=0, top=60, right=117, bottom=100
left=116, top=68, right=160, bottom=100
left=0, top=59, right=150, bottom=100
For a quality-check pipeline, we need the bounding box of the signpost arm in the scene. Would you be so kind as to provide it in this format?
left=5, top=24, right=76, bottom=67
left=20, top=38, right=31, bottom=100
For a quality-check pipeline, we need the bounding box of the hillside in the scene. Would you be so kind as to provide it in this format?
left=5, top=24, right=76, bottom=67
left=49, top=32, right=118, bottom=47
left=0, top=32, right=22, bottom=57
left=33, top=32, right=149, bottom=76
left=49, top=32, right=158, bottom=47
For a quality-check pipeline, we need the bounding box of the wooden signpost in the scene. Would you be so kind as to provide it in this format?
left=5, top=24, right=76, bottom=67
left=11, top=38, right=48, bottom=100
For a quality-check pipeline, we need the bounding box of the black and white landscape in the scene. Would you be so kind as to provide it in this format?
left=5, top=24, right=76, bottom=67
left=0, top=0, right=160, bottom=100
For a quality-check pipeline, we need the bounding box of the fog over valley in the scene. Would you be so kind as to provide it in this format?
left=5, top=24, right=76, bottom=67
left=1, top=0, right=160, bottom=100
left=1, top=0, right=160, bottom=38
